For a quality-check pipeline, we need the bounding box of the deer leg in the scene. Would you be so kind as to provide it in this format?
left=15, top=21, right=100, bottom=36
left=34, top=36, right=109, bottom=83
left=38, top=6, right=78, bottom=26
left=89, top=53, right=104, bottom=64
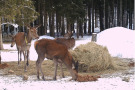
left=36, top=60, right=40, bottom=80
left=17, top=47, right=19, bottom=65
left=20, top=51, right=22, bottom=62
left=36, top=56, right=45, bottom=80
left=17, top=47, right=22, bottom=65
left=63, top=61, right=77, bottom=80
left=26, top=50, right=29, bottom=66
left=23, top=51, right=27, bottom=72
left=60, top=63, right=65, bottom=78
left=53, top=59, right=58, bottom=80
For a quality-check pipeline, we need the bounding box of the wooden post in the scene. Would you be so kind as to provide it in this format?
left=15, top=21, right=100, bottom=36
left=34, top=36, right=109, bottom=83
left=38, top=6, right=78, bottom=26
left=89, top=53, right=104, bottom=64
left=91, top=33, right=97, bottom=42
left=134, top=0, right=135, bottom=29
left=0, top=52, right=1, bottom=64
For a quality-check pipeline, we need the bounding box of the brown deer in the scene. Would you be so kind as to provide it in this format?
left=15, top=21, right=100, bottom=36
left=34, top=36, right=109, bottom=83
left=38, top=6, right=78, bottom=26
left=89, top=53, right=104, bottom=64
left=54, top=37, right=75, bottom=78
left=34, top=39, right=78, bottom=81
left=11, top=25, right=40, bottom=71
left=64, top=31, right=73, bottom=39
left=55, top=38, right=75, bottom=49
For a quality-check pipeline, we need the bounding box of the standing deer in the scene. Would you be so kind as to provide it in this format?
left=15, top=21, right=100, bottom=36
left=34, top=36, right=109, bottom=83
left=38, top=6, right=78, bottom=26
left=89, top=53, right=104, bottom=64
left=55, top=38, right=75, bottom=49
left=53, top=37, right=75, bottom=78
left=64, top=31, right=73, bottom=39
left=11, top=25, right=40, bottom=71
left=34, top=39, right=78, bottom=80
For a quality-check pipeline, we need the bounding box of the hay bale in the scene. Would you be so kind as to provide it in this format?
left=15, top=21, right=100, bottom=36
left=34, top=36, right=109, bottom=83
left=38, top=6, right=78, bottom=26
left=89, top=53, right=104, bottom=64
left=70, top=42, right=115, bottom=72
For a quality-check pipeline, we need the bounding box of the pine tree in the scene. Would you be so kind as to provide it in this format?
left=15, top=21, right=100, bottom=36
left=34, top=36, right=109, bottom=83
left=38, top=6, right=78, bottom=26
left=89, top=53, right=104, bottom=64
left=0, top=0, right=38, bottom=50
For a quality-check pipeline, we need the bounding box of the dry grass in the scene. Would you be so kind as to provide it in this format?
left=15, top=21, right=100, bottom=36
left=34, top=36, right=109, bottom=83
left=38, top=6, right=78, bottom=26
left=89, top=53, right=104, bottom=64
left=1, top=60, right=70, bottom=77
left=70, top=42, right=129, bottom=73
left=0, top=58, right=130, bottom=78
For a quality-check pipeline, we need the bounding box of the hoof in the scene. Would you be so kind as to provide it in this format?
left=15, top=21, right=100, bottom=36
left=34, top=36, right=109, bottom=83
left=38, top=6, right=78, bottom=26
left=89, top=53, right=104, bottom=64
left=62, top=75, right=65, bottom=78
left=27, top=63, right=29, bottom=66
left=37, top=76, right=40, bottom=80
left=53, top=77, right=57, bottom=80
left=42, top=76, right=45, bottom=81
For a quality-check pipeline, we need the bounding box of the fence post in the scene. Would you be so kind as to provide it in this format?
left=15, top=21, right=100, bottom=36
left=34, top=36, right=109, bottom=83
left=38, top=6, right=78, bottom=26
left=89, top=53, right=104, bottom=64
left=0, top=52, right=1, bottom=64
left=91, top=33, right=97, bottom=42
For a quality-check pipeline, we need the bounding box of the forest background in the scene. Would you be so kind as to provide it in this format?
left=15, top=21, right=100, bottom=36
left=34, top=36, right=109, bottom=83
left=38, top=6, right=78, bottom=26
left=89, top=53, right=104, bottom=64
left=0, top=0, right=134, bottom=49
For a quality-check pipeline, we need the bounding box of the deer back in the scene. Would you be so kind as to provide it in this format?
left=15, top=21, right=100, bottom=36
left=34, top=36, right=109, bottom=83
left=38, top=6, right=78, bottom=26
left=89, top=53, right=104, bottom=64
left=35, top=39, right=67, bottom=59
left=55, top=38, right=75, bottom=49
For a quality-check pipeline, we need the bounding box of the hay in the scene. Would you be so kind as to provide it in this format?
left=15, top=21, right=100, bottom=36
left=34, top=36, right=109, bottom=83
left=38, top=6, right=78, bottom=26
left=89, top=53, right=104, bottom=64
left=2, top=60, right=70, bottom=77
left=76, top=74, right=100, bottom=82
left=0, top=63, right=9, bottom=69
left=70, top=42, right=129, bottom=73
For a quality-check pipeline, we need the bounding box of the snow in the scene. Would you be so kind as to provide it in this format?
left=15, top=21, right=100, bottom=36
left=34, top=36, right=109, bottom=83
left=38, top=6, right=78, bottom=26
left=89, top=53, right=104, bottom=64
left=0, top=75, right=134, bottom=90
left=97, top=27, right=135, bottom=58
left=0, top=27, right=135, bottom=90
left=1, top=23, right=18, bottom=28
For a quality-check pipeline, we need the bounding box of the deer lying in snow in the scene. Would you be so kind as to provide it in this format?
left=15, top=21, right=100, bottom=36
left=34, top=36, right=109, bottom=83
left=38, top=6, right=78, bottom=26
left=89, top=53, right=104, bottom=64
left=11, top=25, right=40, bottom=71
left=34, top=39, right=78, bottom=80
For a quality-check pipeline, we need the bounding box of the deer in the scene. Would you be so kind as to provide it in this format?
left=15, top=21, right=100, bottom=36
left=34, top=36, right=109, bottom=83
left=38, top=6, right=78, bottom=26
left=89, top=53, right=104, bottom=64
left=11, top=25, right=40, bottom=71
left=64, top=31, right=73, bottom=39
left=55, top=38, right=75, bottom=49
left=54, top=37, right=75, bottom=78
left=34, top=39, right=78, bottom=81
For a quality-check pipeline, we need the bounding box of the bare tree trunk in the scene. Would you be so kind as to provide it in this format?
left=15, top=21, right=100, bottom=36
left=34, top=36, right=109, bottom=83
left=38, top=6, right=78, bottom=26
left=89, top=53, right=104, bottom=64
left=134, top=0, right=135, bottom=29
left=105, top=0, right=109, bottom=29
left=79, top=22, right=83, bottom=38
left=0, top=18, right=4, bottom=50
left=0, top=53, right=1, bottom=64
left=51, top=12, right=55, bottom=37
left=95, top=9, right=98, bottom=28
left=120, top=0, right=123, bottom=26
left=77, top=20, right=79, bottom=38
left=129, top=0, right=133, bottom=29
left=84, top=21, right=87, bottom=34
left=61, top=16, right=65, bottom=36
left=92, top=0, right=94, bottom=33
left=56, top=11, right=59, bottom=37
left=99, top=0, right=104, bottom=31
left=88, top=4, right=92, bottom=35
left=103, top=0, right=105, bottom=29
left=43, top=0, right=47, bottom=35
left=49, top=13, right=55, bottom=37
left=44, top=12, right=47, bottom=34
left=117, top=0, right=120, bottom=26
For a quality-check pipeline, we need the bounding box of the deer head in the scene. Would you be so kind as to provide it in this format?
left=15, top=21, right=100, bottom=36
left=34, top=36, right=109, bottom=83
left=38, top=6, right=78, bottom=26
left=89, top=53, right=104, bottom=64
left=27, top=25, right=41, bottom=39
left=72, top=60, right=79, bottom=73
left=64, top=31, right=73, bottom=39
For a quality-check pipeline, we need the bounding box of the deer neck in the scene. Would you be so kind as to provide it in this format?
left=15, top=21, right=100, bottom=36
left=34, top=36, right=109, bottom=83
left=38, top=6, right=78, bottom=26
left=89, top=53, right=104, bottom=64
left=25, top=33, right=32, bottom=45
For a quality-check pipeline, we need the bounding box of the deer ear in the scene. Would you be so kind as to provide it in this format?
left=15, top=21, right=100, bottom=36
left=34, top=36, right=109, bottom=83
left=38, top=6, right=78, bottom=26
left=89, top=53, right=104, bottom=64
left=27, top=26, right=31, bottom=30
left=72, top=63, right=75, bottom=70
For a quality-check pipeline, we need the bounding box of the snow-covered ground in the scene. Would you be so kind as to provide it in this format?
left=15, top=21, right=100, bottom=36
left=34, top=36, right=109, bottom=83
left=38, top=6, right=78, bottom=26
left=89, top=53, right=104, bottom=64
left=0, top=27, right=135, bottom=90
